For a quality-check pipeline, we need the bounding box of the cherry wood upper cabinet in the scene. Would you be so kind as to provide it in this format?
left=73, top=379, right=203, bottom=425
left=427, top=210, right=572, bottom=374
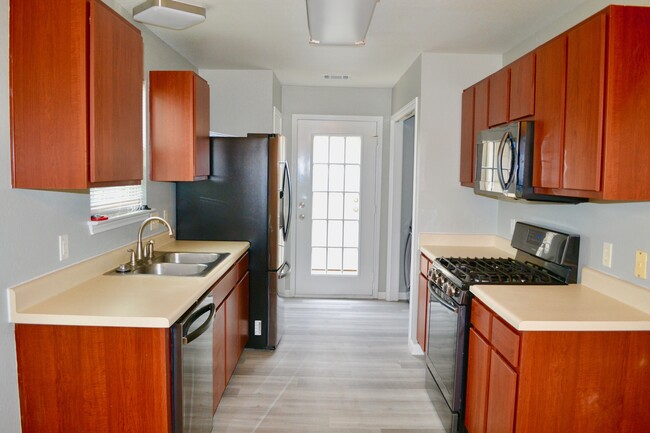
left=563, top=13, right=606, bottom=193
left=533, top=36, right=567, bottom=190
left=533, top=6, right=650, bottom=200
left=460, top=87, right=476, bottom=186
left=508, top=53, right=536, bottom=121
left=488, top=68, right=510, bottom=127
left=10, top=0, right=143, bottom=190
left=150, top=71, right=211, bottom=182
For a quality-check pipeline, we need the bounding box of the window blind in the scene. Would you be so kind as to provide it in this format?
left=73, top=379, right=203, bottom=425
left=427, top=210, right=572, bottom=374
left=90, top=185, right=144, bottom=217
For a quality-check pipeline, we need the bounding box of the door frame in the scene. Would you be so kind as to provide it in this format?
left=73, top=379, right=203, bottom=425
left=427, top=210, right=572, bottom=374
left=288, top=114, right=384, bottom=298
left=386, top=98, right=419, bottom=302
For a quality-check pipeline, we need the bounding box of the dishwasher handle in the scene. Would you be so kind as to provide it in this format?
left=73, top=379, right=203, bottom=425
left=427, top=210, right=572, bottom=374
left=182, top=303, right=216, bottom=345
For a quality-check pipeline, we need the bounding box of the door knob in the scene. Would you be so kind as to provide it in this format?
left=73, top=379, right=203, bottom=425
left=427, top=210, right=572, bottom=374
left=299, top=214, right=305, bottom=220
left=298, top=202, right=306, bottom=209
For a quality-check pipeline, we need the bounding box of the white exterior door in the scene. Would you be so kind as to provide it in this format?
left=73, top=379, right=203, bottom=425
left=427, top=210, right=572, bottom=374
left=294, top=117, right=380, bottom=297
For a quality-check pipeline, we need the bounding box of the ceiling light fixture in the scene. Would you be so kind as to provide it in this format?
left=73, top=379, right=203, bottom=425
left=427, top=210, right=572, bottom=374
left=306, top=0, right=379, bottom=46
left=133, top=0, right=206, bottom=30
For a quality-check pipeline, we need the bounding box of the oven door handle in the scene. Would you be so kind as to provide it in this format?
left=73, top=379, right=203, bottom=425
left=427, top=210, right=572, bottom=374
left=428, top=283, right=458, bottom=314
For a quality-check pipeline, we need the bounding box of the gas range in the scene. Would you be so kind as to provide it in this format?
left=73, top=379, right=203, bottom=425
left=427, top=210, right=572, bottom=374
left=428, top=222, right=580, bottom=306
left=424, top=222, right=580, bottom=433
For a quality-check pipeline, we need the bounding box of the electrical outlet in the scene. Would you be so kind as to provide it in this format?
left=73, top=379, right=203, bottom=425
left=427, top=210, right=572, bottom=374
left=254, top=320, right=262, bottom=336
left=58, top=235, right=69, bottom=261
left=602, top=242, right=613, bottom=268
left=635, top=250, right=648, bottom=279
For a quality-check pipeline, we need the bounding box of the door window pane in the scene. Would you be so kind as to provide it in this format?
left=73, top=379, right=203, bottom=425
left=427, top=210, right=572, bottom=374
left=345, top=165, right=360, bottom=192
left=328, top=165, right=345, bottom=191
left=329, top=136, right=345, bottom=163
left=313, top=136, right=329, bottom=163
left=312, top=248, right=327, bottom=274
left=328, top=192, right=344, bottom=219
left=312, top=164, right=329, bottom=191
left=312, top=192, right=328, bottom=219
left=344, top=193, right=360, bottom=220
left=327, top=248, right=343, bottom=272
left=345, top=137, right=361, bottom=164
left=312, top=220, right=327, bottom=247
left=343, top=221, right=359, bottom=248
left=343, top=248, right=358, bottom=274
left=328, top=220, right=343, bottom=247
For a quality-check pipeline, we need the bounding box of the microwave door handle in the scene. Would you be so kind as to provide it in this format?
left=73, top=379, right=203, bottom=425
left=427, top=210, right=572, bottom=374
left=497, top=131, right=508, bottom=190
left=504, top=134, right=517, bottom=189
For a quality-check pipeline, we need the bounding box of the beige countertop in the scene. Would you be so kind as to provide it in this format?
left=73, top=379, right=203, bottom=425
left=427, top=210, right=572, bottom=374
left=8, top=237, right=250, bottom=328
left=419, top=233, right=650, bottom=332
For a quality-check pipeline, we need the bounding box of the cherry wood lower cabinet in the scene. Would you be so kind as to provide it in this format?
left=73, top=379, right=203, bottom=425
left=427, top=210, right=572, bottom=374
left=465, top=298, right=650, bottom=433
left=15, top=325, right=173, bottom=433
left=417, top=254, right=431, bottom=352
left=212, top=253, right=249, bottom=412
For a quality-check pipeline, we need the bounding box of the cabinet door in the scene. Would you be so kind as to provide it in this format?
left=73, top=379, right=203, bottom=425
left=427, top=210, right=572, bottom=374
left=89, top=0, right=143, bottom=185
left=563, top=13, right=606, bottom=192
left=194, top=75, right=211, bottom=178
left=485, top=351, right=517, bottom=433
left=465, top=329, right=491, bottom=433
left=212, top=302, right=226, bottom=413
left=509, top=53, right=536, bottom=120
left=225, top=286, right=239, bottom=381
left=417, top=273, right=428, bottom=352
left=533, top=36, right=567, bottom=189
left=150, top=71, right=210, bottom=182
left=238, top=273, right=250, bottom=353
left=460, top=87, right=476, bottom=186
left=474, top=80, right=489, bottom=138
left=488, top=68, right=509, bottom=127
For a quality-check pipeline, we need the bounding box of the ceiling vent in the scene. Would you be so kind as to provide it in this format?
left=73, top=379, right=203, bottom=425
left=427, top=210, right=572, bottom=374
left=323, top=74, right=351, bottom=80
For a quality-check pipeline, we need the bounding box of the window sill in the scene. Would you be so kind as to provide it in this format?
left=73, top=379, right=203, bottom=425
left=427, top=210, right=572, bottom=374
left=87, top=210, right=156, bottom=235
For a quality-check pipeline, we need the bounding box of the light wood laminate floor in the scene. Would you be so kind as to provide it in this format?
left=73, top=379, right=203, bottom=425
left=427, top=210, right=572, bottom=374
left=214, top=298, right=445, bottom=433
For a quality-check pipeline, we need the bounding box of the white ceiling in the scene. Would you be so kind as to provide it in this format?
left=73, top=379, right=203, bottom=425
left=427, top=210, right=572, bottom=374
left=114, top=0, right=590, bottom=87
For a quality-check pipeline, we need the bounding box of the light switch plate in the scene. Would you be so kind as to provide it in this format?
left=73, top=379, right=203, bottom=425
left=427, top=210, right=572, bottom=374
left=602, top=242, right=613, bottom=268
left=635, top=251, right=648, bottom=279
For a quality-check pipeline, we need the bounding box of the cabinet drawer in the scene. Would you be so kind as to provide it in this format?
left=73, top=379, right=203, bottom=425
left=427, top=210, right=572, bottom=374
left=211, top=252, right=249, bottom=307
left=420, top=254, right=431, bottom=276
left=491, top=316, right=520, bottom=368
left=471, top=299, right=492, bottom=340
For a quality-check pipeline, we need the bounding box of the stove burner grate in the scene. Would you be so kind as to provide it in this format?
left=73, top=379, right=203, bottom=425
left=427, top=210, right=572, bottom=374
left=436, top=257, right=562, bottom=286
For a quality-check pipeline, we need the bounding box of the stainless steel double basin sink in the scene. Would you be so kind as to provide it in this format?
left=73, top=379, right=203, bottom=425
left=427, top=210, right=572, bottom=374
left=110, top=252, right=230, bottom=277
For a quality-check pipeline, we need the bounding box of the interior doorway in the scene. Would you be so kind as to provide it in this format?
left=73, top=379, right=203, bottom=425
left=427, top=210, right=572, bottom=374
left=291, top=115, right=382, bottom=298
left=386, top=98, right=419, bottom=302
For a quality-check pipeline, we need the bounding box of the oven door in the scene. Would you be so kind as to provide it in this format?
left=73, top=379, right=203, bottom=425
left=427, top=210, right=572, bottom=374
left=425, top=281, right=467, bottom=433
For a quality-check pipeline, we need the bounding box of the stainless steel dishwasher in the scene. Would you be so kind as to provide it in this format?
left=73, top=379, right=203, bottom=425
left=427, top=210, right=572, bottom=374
left=171, top=292, right=215, bottom=433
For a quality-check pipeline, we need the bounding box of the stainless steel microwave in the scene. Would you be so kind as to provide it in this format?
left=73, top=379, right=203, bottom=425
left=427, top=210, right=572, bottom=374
left=474, top=121, right=585, bottom=203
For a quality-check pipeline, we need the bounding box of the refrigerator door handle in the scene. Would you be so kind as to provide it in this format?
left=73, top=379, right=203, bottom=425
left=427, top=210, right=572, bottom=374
left=278, top=261, right=291, bottom=279
left=282, top=162, right=292, bottom=241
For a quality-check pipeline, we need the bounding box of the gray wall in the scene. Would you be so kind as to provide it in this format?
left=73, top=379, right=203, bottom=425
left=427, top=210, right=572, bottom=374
left=281, top=85, right=392, bottom=294
left=199, top=69, right=277, bottom=136
left=391, top=55, right=422, bottom=114
left=0, top=1, right=195, bottom=430
left=497, top=0, right=650, bottom=291
left=416, top=53, right=502, bottom=235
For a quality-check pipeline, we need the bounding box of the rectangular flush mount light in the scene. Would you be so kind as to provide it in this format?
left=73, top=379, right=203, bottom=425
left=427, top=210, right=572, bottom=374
left=133, top=0, right=206, bottom=30
left=306, top=0, right=379, bottom=46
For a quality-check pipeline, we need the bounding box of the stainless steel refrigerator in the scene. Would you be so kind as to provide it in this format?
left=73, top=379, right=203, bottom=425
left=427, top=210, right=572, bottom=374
left=176, top=134, right=291, bottom=350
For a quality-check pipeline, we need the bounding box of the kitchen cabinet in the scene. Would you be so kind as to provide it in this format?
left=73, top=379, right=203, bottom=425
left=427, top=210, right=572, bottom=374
left=460, top=87, right=475, bottom=186
left=10, top=0, right=143, bottom=189
left=15, top=252, right=249, bottom=432
left=487, top=68, right=509, bottom=127
left=211, top=252, right=249, bottom=412
left=533, top=6, right=650, bottom=200
left=464, top=298, right=650, bottom=433
left=508, top=53, right=536, bottom=121
left=150, top=71, right=210, bottom=182
left=460, top=80, right=488, bottom=187
left=417, top=254, right=431, bottom=352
